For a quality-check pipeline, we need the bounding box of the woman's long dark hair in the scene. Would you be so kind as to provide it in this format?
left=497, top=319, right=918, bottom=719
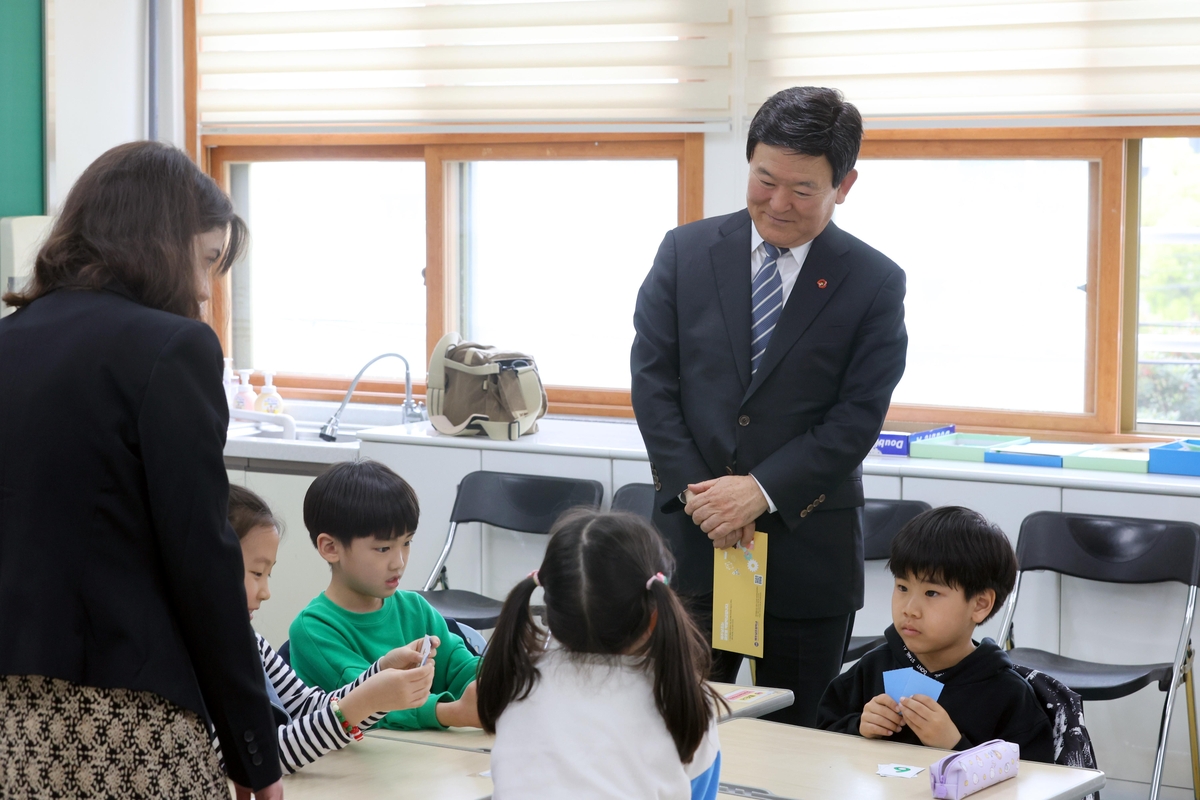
left=2, top=141, right=245, bottom=320
left=478, top=509, right=725, bottom=763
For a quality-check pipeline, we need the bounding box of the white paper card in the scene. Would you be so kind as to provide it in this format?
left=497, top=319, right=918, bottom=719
left=877, top=764, right=925, bottom=778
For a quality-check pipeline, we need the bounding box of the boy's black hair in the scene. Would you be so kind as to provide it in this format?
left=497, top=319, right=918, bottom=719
left=303, top=459, right=419, bottom=548
left=746, top=86, right=863, bottom=188
left=887, top=506, right=1017, bottom=622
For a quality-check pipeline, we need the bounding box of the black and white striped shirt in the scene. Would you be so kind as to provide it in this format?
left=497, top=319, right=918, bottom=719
left=213, top=633, right=388, bottom=775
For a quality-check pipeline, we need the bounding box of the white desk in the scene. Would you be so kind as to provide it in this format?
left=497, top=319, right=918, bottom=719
left=717, top=718, right=1105, bottom=800
left=366, top=681, right=794, bottom=754
left=274, top=737, right=492, bottom=800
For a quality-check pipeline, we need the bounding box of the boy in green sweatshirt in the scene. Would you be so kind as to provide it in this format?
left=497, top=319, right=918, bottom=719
left=289, top=460, right=481, bottom=731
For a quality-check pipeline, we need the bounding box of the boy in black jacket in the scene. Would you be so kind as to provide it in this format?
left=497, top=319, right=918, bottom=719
left=817, top=506, right=1055, bottom=763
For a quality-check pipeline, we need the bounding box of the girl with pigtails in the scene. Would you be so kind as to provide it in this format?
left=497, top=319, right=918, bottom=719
left=479, top=509, right=725, bottom=800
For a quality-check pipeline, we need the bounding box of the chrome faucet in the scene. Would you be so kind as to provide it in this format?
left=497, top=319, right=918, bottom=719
left=319, top=352, right=428, bottom=442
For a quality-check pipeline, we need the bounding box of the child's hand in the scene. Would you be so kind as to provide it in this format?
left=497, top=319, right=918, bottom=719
left=899, top=695, right=962, bottom=750
left=341, top=663, right=435, bottom=726
left=435, top=680, right=481, bottom=729
left=860, top=693, right=904, bottom=738
left=381, top=636, right=441, bottom=671
left=375, top=663, right=436, bottom=710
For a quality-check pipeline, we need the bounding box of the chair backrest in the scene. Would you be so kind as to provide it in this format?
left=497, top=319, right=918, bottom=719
left=449, top=471, right=604, bottom=534
left=863, top=499, right=932, bottom=561
left=277, top=639, right=291, bottom=666
left=1017, top=511, right=1200, bottom=586
left=611, top=483, right=655, bottom=520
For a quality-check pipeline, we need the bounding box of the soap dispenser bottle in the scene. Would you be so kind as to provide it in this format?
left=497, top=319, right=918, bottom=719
left=222, top=358, right=238, bottom=407
left=233, top=370, right=258, bottom=410
left=255, top=371, right=285, bottom=414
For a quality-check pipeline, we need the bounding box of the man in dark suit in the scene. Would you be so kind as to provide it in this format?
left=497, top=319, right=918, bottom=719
left=631, top=87, right=907, bottom=726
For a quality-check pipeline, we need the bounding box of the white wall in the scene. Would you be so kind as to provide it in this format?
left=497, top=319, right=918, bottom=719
left=704, top=130, right=750, bottom=220
left=46, top=0, right=185, bottom=211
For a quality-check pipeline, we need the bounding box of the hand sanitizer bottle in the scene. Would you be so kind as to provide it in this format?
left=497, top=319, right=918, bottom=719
left=255, top=371, right=285, bottom=414
left=233, top=370, right=258, bottom=410
left=222, top=358, right=237, bottom=407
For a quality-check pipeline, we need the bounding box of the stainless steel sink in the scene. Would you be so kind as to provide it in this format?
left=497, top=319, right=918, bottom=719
left=227, top=420, right=364, bottom=444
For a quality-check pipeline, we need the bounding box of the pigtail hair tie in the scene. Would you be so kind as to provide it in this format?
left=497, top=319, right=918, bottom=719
left=528, top=569, right=540, bottom=587
left=645, top=572, right=667, bottom=590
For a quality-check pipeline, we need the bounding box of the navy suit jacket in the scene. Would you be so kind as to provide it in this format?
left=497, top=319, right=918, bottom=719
left=631, top=210, right=907, bottom=618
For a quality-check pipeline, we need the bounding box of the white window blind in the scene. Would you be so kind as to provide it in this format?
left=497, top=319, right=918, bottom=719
left=747, top=0, right=1200, bottom=121
left=197, top=0, right=732, bottom=130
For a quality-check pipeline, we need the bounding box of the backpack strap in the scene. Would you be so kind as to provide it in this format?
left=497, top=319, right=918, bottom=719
left=426, top=331, right=461, bottom=419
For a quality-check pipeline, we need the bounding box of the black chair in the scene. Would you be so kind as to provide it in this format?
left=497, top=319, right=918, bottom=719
left=995, top=511, right=1200, bottom=800
left=419, top=471, right=604, bottom=629
left=843, top=499, right=932, bottom=662
left=612, top=483, right=655, bottom=520
left=277, top=639, right=290, bottom=666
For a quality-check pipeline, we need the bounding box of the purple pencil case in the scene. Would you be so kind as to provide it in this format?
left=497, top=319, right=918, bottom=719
left=929, top=739, right=1019, bottom=799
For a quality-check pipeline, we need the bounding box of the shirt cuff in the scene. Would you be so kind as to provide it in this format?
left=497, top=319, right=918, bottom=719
left=750, top=474, right=777, bottom=514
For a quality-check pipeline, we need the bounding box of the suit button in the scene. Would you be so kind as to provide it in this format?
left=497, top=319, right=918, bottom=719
left=244, top=731, right=255, bottom=743
left=738, top=415, right=750, bottom=427
left=248, top=743, right=258, bottom=755
left=252, top=754, right=263, bottom=766
left=654, top=480, right=661, bottom=490
left=725, top=466, right=734, bottom=475
left=800, top=510, right=809, bottom=518
left=819, top=494, right=826, bottom=502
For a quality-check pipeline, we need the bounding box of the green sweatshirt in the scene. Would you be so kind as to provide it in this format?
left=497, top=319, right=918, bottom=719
left=289, top=590, right=480, bottom=730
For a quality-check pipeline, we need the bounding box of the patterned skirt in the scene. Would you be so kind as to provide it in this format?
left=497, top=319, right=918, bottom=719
left=0, top=674, right=229, bottom=800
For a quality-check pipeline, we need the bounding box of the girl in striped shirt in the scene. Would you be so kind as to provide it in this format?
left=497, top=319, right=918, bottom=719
left=221, top=485, right=436, bottom=782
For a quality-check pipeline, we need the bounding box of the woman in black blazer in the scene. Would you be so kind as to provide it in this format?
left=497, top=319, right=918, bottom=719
left=0, top=142, right=283, bottom=798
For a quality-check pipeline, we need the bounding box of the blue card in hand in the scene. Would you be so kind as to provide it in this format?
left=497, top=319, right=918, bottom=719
left=905, top=669, right=944, bottom=702
left=883, top=667, right=912, bottom=704
left=882, top=667, right=945, bottom=704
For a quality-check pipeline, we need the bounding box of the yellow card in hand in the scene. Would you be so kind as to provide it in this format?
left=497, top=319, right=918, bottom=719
left=712, top=532, right=768, bottom=657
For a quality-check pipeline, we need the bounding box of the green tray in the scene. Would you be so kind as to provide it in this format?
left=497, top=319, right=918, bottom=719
left=908, top=433, right=1032, bottom=462
left=1062, top=445, right=1156, bottom=474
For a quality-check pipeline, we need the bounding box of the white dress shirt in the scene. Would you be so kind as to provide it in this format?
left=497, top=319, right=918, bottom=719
left=748, top=225, right=814, bottom=514
left=750, top=225, right=813, bottom=309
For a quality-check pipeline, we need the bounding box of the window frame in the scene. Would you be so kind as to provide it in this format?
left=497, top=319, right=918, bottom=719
left=854, top=134, right=1123, bottom=435
left=203, top=133, right=704, bottom=414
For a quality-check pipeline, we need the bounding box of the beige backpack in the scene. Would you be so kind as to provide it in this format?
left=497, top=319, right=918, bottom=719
left=426, top=332, right=547, bottom=440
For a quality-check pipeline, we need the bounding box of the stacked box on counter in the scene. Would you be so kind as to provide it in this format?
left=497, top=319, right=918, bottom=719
left=1149, top=440, right=1200, bottom=477
left=909, top=433, right=1031, bottom=462
left=984, top=443, right=1093, bottom=468
left=1063, top=444, right=1162, bottom=474
left=872, top=422, right=956, bottom=456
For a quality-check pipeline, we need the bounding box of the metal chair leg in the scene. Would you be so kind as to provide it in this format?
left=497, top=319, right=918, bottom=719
left=1150, top=587, right=1198, bottom=800
left=1186, top=645, right=1200, bottom=800
left=423, top=522, right=458, bottom=590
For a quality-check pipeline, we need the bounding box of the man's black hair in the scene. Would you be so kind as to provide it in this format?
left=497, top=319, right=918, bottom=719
left=746, top=86, right=864, bottom=188
left=887, top=506, right=1017, bottom=622
left=303, top=459, right=419, bottom=548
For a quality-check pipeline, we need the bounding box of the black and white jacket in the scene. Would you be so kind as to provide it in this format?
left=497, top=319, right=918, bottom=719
left=213, top=634, right=388, bottom=775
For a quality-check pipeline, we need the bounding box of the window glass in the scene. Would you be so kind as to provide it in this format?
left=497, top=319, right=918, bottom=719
left=834, top=159, right=1092, bottom=414
left=460, top=160, right=678, bottom=389
left=1136, top=138, right=1200, bottom=425
left=231, top=160, right=426, bottom=379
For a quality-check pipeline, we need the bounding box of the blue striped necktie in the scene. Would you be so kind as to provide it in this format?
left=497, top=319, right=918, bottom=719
left=751, top=243, right=787, bottom=375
